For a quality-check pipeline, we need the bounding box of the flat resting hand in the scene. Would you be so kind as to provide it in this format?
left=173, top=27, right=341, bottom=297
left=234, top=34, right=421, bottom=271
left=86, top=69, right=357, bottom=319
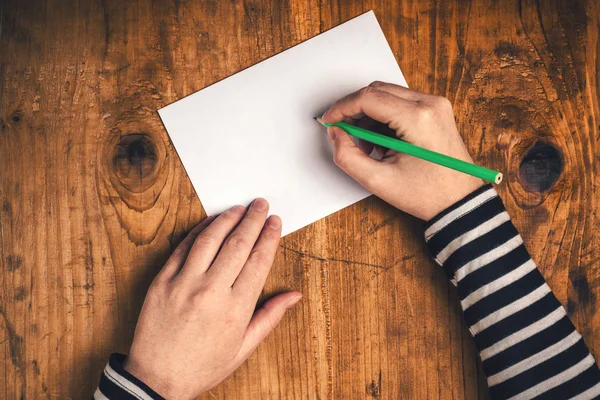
left=120, top=199, right=301, bottom=399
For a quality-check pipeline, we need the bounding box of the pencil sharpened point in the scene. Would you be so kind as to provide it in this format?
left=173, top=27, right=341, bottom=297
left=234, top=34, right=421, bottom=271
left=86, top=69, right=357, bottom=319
left=314, top=117, right=326, bottom=126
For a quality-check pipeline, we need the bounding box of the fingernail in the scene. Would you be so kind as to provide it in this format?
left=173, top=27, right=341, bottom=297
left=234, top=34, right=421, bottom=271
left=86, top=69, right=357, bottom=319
left=251, top=198, right=268, bottom=211
left=287, top=294, right=302, bottom=307
left=230, top=205, right=245, bottom=214
left=266, top=215, right=282, bottom=229
left=322, top=109, right=329, bottom=119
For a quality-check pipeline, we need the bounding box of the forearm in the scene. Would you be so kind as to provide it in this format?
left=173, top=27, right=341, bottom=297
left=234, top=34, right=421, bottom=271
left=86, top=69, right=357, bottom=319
left=425, top=184, right=600, bottom=399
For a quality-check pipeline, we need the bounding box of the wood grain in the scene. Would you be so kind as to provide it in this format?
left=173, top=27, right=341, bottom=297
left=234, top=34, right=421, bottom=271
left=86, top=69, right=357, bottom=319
left=0, top=0, right=598, bottom=398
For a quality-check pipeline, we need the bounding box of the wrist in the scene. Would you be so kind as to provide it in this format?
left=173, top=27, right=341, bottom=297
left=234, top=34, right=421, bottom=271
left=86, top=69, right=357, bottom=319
left=424, top=178, right=485, bottom=221
left=123, top=356, right=189, bottom=399
left=425, top=183, right=495, bottom=236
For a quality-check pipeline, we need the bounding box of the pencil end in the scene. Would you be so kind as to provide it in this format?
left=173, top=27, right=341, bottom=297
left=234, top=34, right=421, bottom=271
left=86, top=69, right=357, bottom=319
left=495, top=173, right=504, bottom=184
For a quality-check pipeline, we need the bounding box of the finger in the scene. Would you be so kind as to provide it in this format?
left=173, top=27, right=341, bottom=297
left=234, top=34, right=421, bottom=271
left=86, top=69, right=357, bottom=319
left=156, top=216, right=215, bottom=281
left=373, top=145, right=389, bottom=158
left=328, top=126, right=393, bottom=192
left=176, top=205, right=247, bottom=281
left=206, top=198, right=270, bottom=286
left=354, top=116, right=397, bottom=138
left=233, top=215, right=282, bottom=299
left=233, top=291, right=302, bottom=364
left=353, top=117, right=393, bottom=157
left=322, top=87, right=418, bottom=133
left=367, top=81, right=432, bottom=102
left=357, top=138, right=374, bottom=155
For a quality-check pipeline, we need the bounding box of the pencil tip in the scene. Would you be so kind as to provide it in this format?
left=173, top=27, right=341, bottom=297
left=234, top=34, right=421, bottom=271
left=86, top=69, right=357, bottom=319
left=314, top=116, right=325, bottom=126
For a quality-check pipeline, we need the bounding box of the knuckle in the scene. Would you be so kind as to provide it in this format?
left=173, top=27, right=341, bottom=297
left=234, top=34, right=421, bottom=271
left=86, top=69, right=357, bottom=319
left=248, top=249, right=271, bottom=268
left=266, top=314, right=278, bottom=331
left=259, top=310, right=277, bottom=332
left=368, top=80, right=385, bottom=89
left=262, top=227, right=281, bottom=241
left=225, top=234, right=248, bottom=251
left=263, top=304, right=281, bottom=330
left=190, top=288, right=217, bottom=309
left=432, top=95, right=452, bottom=109
left=222, top=207, right=245, bottom=222
left=416, top=104, right=436, bottom=122
left=168, top=248, right=185, bottom=264
left=193, top=233, right=215, bottom=249
left=222, top=209, right=242, bottom=222
left=243, top=210, right=263, bottom=222
left=166, top=285, right=188, bottom=306
left=358, top=85, right=377, bottom=98
left=333, top=150, right=348, bottom=167
left=190, top=293, right=207, bottom=309
left=150, top=272, right=169, bottom=288
left=147, top=278, right=166, bottom=297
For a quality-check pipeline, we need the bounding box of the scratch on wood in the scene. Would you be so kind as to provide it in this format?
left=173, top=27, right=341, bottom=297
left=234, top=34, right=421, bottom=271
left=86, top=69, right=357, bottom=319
left=368, top=216, right=396, bottom=235
left=280, top=245, right=397, bottom=271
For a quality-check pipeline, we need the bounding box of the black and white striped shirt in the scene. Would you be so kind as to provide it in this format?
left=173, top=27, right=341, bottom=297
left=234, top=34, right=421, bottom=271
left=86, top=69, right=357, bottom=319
left=426, top=184, right=600, bottom=399
left=94, top=354, right=164, bottom=400
left=95, top=185, right=600, bottom=399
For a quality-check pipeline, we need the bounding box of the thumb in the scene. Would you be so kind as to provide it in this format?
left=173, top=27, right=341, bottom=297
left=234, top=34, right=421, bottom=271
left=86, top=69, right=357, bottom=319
left=234, top=291, right=302, bottom=363
left=328, top=126, right=385, bottom=191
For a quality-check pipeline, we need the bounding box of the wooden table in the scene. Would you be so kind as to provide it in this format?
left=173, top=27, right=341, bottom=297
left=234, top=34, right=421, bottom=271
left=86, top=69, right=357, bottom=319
left=1, top=0, right=598, bottom=398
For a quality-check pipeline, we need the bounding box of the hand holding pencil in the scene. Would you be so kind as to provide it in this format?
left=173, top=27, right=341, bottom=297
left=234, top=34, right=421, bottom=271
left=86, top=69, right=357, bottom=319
left=321, top=81, right=489, bottom=221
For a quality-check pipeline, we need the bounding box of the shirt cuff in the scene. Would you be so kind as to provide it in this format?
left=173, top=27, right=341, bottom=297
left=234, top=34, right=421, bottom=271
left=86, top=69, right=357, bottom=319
left=94, top=353, right=165, bottom=400
left=424, top=184, right=512, bottom=285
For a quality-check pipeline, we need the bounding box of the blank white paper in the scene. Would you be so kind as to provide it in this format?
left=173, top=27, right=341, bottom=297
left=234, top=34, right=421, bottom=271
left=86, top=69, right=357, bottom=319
left=159, top=11, right=408, bottom=236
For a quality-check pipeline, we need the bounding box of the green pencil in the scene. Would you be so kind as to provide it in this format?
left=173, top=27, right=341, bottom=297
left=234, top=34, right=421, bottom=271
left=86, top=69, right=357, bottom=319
left=315, top=117, right=503, bottom=185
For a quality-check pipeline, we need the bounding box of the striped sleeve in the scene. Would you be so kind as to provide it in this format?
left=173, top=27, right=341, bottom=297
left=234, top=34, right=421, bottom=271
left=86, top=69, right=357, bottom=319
left=93, top=354, right=164, bottom=400
left=425, top=184, right=600, bottom=400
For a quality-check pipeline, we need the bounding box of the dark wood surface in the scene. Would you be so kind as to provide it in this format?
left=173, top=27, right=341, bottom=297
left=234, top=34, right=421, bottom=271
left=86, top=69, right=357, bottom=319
left=1, top=0, right=598, bottom=398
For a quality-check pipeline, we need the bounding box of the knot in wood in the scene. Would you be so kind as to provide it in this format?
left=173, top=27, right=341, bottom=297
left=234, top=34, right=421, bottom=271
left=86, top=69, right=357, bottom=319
left=518, top=141, right=562, bottom=192
left=112, top=133, right=158, bottom=189
left=11, top=111, right=22, bottom=123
